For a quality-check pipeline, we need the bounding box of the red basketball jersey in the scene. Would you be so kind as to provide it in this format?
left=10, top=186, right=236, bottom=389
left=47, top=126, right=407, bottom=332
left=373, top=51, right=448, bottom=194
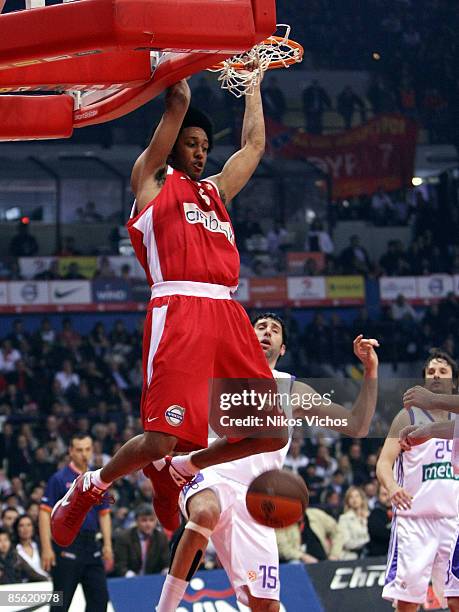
left=127, top=166, right=240, bottom=288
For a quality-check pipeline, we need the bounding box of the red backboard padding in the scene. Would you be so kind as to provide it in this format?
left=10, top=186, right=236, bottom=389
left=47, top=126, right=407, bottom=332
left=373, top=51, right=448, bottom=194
left=0, top=51, right=152, bottom=89
left=0, top=0, right=276, bottom=139
left=0, top=0, right=276, bottom=68
left=0, top=95, right=74, bottom=140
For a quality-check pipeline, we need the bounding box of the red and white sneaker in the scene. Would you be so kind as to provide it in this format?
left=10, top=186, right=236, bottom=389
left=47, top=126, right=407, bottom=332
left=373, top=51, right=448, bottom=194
left=51, top=472, right=109, bottom=547
left=143, top=456, right=196, bottom=532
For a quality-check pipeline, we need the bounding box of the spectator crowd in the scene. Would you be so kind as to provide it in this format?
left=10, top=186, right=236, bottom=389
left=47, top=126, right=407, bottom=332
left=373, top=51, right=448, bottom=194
left=282, top=0, right=458, bottom=144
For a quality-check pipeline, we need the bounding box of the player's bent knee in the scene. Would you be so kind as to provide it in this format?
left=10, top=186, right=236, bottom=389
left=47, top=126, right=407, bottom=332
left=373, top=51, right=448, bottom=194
left=187, top=490, right=221, bottom=531
left=142, top=431, right=176, bottom=459
left=189, top=505, right=220, bottom=530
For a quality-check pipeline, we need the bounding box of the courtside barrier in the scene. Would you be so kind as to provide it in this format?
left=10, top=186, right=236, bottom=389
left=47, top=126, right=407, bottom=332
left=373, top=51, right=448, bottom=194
left=108, top=565, right=323, bottom=611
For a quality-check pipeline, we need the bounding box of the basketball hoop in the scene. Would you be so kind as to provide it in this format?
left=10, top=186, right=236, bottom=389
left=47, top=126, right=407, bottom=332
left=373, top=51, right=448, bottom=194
left=208, top=25, right=303, bottom=98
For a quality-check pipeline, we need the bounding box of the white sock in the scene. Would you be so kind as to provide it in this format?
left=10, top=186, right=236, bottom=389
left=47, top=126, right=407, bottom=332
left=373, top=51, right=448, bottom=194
left=90, top=469, right=111, bottom=490
left=171, top=454, right=199, bottom=478
left=156, top=575, right=188, bottom=612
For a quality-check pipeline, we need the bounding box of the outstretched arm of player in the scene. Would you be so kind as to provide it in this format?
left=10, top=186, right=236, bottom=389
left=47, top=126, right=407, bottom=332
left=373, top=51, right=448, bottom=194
left=403, top=385, right=459, bottom=414
left=131, top=80, right=191, bottom=212
left=376, top=411, right=413, bottom=510
left=207, top=71, right=265, bottom=204
left=292, top=335, right=379, bottom=437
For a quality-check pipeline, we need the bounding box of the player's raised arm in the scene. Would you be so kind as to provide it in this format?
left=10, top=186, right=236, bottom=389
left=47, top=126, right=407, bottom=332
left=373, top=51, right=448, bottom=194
left=207, top=71, right=265, bottom=205
left=131, top=80, right=191, bottom=212
left=292, top=335, right=379, bottom=437
left=376, top=410, right=413, bottom=510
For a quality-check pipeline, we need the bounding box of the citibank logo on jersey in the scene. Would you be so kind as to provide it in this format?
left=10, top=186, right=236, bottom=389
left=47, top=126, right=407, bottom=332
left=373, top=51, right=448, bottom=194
left=183, top=203, right=235, bottom=244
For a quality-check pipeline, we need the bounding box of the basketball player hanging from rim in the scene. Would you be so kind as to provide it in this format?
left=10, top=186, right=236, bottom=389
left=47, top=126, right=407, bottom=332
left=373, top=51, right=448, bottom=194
left=51, top=61, right=294, bottom=544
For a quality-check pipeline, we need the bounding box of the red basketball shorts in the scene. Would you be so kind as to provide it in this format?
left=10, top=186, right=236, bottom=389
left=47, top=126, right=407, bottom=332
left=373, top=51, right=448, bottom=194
left=140, top=281, right=275, bottom=451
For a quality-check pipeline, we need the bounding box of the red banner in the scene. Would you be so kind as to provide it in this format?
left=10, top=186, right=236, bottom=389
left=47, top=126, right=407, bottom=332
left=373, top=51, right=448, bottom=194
left=267, top=114, right=418, bottom=198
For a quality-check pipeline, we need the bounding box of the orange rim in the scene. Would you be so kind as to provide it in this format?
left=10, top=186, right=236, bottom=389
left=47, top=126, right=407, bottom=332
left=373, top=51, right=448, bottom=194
left=211, top=36, right=303, bottom=71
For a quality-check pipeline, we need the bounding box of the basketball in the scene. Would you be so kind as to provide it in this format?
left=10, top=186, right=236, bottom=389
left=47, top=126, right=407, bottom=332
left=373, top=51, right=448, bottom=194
left=246, top=469, right=309, bottom=528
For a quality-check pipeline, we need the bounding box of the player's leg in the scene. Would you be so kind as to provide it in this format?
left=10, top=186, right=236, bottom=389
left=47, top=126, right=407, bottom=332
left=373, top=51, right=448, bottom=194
left=171, top=488, right=220, bottom=578
left=156, top=489, right=221, bottom=612
left=212, top=489, right=281, bottom=612
left=383, top=517, right=438, bottom=610
left=188, top=436, right=288, bottom=469
left=448, top=598, right=459, bottom=612
left=50, top=430, right=177, bottom=546
left=431, top=516, right=459, bottom=611
left=244, top=589, right=280, bottom=612
left=98, top=431, right=176, bottom=483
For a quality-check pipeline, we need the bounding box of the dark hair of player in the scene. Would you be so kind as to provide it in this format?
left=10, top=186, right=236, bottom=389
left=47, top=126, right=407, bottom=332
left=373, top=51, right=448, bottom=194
left=251, top=312, right=288, bottom=347
left=422, top=348, right=459, bottom=389
left=176, top=107, right=213, bottom=152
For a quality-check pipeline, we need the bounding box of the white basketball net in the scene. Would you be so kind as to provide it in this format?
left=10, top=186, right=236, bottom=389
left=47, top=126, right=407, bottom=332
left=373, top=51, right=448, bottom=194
left=207, top=24, right=302, bottom=98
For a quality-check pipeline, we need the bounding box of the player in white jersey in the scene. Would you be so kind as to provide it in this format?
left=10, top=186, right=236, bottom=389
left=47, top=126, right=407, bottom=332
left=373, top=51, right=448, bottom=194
left=402, top=366, right=459, bottom=476
left=377, top=350, right=459, bottom=612
left=155, top=313, right=379, bottom=611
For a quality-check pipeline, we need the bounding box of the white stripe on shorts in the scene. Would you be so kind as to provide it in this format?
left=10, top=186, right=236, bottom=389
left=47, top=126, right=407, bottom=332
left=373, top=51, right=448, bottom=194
left=147, top=304, right=168, bottom=386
